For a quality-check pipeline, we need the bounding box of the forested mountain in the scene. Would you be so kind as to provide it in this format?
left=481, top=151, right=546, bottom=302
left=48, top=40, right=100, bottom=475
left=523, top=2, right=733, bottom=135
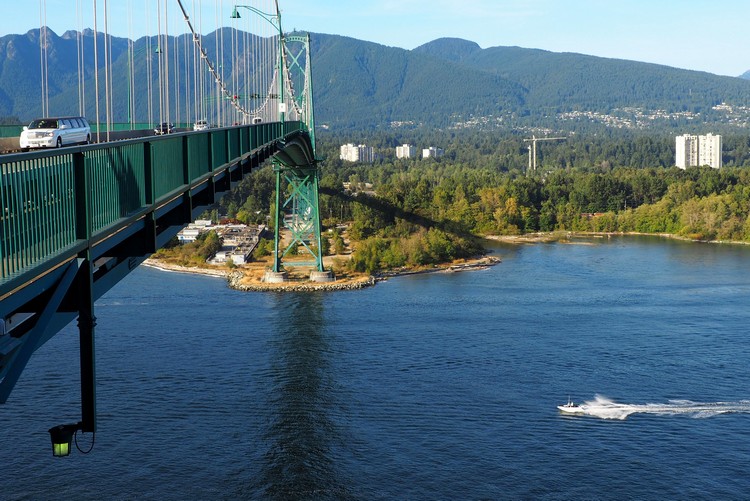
left=309, top=34, right=526, bottom=129
left=415, top=38, right=750, bottom=113
left=0, top=29, right=124, bottom=119
left=3, top=28, right=750, bottom=132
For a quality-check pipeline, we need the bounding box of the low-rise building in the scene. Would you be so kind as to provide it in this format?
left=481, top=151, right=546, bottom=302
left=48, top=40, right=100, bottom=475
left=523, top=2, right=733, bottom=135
left=177, top=225, right=203, bottom=243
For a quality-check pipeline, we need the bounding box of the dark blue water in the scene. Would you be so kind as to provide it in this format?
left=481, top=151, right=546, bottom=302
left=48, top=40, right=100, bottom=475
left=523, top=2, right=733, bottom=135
left=3, top=236, right=750, bottom=499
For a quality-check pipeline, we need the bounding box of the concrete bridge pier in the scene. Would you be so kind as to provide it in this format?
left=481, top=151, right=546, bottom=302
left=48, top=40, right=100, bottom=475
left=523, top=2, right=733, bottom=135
left=310, top=270, right=335, bottom=282
left=263, top=270, right=289, bottom=283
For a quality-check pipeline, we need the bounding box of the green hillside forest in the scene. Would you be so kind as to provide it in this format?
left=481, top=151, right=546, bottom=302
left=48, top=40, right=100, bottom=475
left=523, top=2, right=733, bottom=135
left=3, top=29, right=750, bottom=132
left=6, top=28, right=750, bottom=274
left=215, top=129, right=750, bottom=274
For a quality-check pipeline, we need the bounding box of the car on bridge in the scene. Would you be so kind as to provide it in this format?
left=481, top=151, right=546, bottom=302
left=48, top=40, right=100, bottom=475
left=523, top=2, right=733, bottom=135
left=193, top=120, right=210, bottom=131
left=154, top=122, right=175, bottom=135
left=19, top=116, right=91, bottom=150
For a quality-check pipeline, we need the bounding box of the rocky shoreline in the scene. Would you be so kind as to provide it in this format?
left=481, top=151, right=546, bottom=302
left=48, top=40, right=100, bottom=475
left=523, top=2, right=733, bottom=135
left=143, top=254, right=500, bottom=292
left=374, top=255, right=501, bottom=280
left=487, top=231, right=750, bottom=246
left=227, top=272, right=376, bottom=292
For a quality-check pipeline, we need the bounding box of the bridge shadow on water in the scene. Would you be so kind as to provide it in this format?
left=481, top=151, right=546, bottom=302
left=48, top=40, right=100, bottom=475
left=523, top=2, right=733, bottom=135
left=243, top=293, right=355, bottom=500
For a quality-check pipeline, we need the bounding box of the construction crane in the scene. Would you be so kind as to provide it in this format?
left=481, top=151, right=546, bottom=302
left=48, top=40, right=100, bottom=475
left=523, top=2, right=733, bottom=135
left=523, top=135, right=566, bottom=173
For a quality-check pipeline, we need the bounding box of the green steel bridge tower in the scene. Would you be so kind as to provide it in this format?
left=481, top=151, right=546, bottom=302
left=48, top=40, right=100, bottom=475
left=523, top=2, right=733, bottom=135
left=233, top=4, right=327, bottom=282
left=269, top=33, right=329, bottom=280
left=1, top=1, right=327, bottom=453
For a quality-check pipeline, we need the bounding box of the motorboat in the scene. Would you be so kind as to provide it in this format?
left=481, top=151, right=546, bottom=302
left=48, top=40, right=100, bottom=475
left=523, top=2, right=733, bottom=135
left=557, top=398, right=586, bottom=414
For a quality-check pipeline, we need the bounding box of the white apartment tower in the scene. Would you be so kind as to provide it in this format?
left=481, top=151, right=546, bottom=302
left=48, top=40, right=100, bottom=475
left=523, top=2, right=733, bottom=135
left=675, top=134, right=698, bottom=169
left=340, top=143, right=375, bottom=163
left=422, top=147, right=444, bottom=159
left=396, top=144, right=416, bottom=159
left=698, top=133, right=722, bottom=169
left=676, top=133, right=721, bottom=169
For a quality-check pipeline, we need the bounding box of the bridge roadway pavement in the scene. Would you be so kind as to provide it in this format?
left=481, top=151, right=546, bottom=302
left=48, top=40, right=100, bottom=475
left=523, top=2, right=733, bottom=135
left=0, top=128, right=191, bottom=154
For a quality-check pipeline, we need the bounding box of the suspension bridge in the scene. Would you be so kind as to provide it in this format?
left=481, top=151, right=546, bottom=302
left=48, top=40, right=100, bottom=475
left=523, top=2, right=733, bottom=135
left=0, top=0, right=326, bottom=454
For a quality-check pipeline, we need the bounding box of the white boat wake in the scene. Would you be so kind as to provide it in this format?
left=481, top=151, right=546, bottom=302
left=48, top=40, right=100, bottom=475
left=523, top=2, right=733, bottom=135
left=561, top=395, right=750, bottom=420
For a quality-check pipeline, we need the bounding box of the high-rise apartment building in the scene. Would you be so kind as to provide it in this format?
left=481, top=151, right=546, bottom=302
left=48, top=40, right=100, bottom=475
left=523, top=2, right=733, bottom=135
left=676, top=133, right=721, bottom=169
left=422, top=147, right=444, bottom=159
left=340, top=143, right=375, bottom=163
left=396, top=144, right=416, bottom=159
left=675, top=134, right=698, bottom=169
left=698, top=133, right=722, bottom=169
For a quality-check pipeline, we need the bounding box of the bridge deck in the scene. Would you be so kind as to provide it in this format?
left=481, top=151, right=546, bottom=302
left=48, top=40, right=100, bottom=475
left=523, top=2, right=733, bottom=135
left=0, top=121, right=309, bottom=403
left=1, top=122, right=301, bottom=295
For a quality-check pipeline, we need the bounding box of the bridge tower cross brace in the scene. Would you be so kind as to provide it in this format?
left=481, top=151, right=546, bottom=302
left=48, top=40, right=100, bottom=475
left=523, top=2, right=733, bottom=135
left=269, top=32, right=324, bottom=274
left=272, top=160, right=324, bottom=273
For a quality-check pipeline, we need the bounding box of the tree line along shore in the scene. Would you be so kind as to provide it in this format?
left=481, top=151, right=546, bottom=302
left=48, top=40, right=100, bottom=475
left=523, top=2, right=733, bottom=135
left=149, top=131, right=750, bottom=284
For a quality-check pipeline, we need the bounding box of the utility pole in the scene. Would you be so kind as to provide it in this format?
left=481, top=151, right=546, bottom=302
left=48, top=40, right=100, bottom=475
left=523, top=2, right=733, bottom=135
left=523, top=135, right=566, bottom=173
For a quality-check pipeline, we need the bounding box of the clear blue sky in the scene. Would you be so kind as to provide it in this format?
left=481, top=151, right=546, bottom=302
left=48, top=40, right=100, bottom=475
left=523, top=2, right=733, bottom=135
left=3, top=0, right=748, bottom=77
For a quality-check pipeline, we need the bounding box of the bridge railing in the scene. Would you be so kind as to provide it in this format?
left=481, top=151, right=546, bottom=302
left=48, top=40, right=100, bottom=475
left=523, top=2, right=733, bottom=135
left=0, top=121, right=302, bottom=294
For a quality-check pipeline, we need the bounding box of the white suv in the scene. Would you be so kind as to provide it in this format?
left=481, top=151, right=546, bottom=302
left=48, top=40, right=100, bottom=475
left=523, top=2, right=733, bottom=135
left=20, top=116, right=91, bottom=151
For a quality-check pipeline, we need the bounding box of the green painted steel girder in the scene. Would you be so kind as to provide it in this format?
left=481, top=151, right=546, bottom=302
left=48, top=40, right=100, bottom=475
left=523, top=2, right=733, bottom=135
left=268, top=32, right=322, bottom=274
left=271, top=158, right=324, bottom=273
left=0, top=121, right=308, bottom=410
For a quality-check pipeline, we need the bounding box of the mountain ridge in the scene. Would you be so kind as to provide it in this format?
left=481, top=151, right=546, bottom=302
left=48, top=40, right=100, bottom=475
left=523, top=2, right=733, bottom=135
left=2, top=28, right=750, bottom=132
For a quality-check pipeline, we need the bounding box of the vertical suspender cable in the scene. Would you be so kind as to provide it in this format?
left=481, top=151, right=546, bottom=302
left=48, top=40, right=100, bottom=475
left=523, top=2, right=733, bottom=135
left=76, top=4, right=81, bottom=116
left=80, top=0, right=86, bottom=117
left=243, top=18, right=248, bottom=121
left=183, top=31, right=189, bottom=126
left=174, top=21, right=180, bottom=127
left=193, top=0, right=201, bottom=120
left=194, top=0, right=200, bottom=123
left=231, top=8, right=237, bottom=125
left=44, top=0, right=49, bottom=116
left=76, top=0, right=84, bottom=116
left=127, top=0, right=134, bottom=127
left=103, top=0, right=111, bottom=141
left=156, top=0, right=164, bottom=127
left=127, top=37, right=134, bottom=127
left=214, top=1, right=220, bottom=126
left=269, top=2, right=274, bottom=122
left=230, top=11, right=234, bottom=125
left=217, top=0, right=222, bottom=126
left=39, top=0, right=47, bottom=117
left=277, top=0, right=283, bottom=124
left=176, top=0, right=254, bottom=125
left=200, top=0, right=207, bottom=124
left=256, top=6, right=260, bottom=119
left=145, top=0, right=153, bottom=127
left=92, top=0, right=101, bottom=142
left=257, top=0, right=261, bottom=120
left=164, top=1, right=171, bottom=128
left=267, top=4, right=271, bottom=120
